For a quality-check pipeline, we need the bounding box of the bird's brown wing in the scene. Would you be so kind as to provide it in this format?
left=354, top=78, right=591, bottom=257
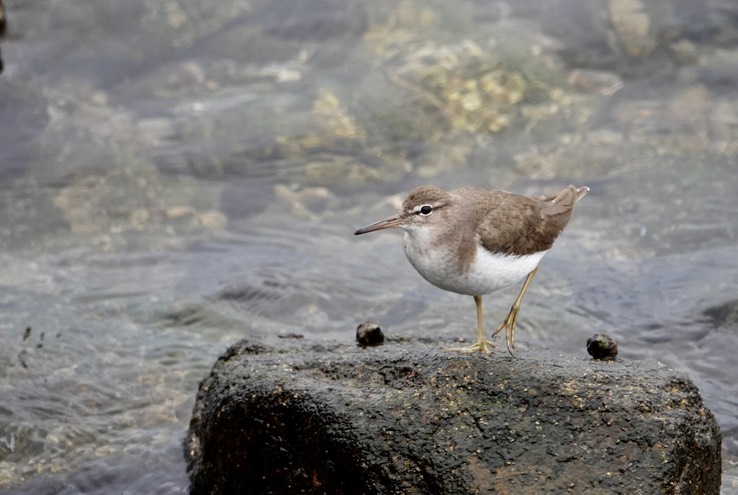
left=476, top=186, right=587, bottom=256
left=475, top=192, right=548, bottom=256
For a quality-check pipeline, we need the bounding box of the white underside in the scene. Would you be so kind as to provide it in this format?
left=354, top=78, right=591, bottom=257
left=403, top=230, right=545, bottom=296
left=459, top=248, right=545, bottom=295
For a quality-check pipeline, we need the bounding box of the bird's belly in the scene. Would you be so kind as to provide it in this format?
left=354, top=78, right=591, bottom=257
left=405, top=241, right=546, bottom=296
left=461, top=249, right=546, bottom=295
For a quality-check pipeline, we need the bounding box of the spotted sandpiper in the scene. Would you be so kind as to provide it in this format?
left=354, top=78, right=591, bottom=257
left=354, top=185, right=589, bottom=355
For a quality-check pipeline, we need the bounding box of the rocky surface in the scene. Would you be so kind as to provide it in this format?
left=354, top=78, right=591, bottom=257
left=185, top=338, right=721, bottom=494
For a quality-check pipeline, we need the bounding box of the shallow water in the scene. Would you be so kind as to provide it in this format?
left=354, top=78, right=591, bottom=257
left=1, top=0, right=738, bottom=492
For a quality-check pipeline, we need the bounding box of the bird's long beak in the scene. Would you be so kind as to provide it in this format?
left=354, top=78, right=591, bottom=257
left=354, top=214, right=403, bottom=235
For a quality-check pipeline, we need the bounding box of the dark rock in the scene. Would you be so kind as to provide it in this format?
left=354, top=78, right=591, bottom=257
left=355, top=321, right=384, bottom=347
left=0, top=0, right=5, bottom=38
left=278, top=332, right=304, bottom=339
left=185, top=338, right=721, bottom=495
left=587, top=333, right=619, bottom=361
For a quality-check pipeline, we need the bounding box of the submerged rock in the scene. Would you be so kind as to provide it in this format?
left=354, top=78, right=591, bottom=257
left=0, top=0, right=5, bottom=75
left=185, top=338, right=721, bottom=495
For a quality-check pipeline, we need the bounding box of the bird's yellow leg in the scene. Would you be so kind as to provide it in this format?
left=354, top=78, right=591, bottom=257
left=492, top=267, right=539, bottom=356
left=446, top=295, right=495, bottom=353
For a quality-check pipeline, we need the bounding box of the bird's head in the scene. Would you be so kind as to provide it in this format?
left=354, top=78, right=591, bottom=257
left=354, top=186, right=452, bottom=235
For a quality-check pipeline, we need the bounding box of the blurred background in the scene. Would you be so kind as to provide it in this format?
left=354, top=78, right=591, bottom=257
left=0, top=0, right=737, bottom=492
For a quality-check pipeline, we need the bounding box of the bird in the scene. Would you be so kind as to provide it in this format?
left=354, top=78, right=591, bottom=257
left=354, top=184, right=589, bottom=355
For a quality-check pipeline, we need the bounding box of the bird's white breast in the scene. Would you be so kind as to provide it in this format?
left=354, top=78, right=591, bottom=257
left=402, top=229, right=545, bottom=296
left=463, top=247, right=545, bottom=295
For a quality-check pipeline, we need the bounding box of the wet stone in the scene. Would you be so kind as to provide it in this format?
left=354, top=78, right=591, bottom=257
left=704, top=299, right=738, bottom=329
left=0, top=0, right=5, bottom=75
left=355, top=321, right=384, bottom=347
left=185, top=338, right=721, bottom=495
left=586, top=333, right=619, bottom=361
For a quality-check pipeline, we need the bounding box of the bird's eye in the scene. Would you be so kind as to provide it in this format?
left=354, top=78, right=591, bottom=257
left=419, top=205, right=433, bottom=216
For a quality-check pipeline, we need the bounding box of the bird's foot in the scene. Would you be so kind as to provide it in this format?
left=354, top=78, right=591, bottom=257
left=493, top=317, right=517, bottom=357
left=445, top=339, right=496, bottom=354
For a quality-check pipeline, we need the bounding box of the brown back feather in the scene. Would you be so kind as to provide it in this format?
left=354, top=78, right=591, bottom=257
left=472, top=185, right=587, bottom=256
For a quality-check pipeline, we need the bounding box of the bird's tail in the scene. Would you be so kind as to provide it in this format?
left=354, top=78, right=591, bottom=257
left=541, top=185, right=589, bottom=216
left=574, top=186, right=589, bottom=202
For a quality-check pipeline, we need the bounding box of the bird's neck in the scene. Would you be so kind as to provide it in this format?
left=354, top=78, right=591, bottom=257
left=402, top=226, right=464, bottom=267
